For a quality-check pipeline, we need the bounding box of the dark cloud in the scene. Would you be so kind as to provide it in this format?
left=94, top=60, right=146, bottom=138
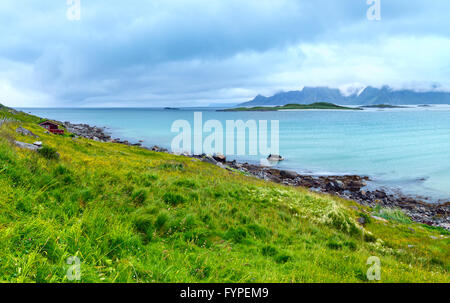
left=0, top=0, right=449, bottom=106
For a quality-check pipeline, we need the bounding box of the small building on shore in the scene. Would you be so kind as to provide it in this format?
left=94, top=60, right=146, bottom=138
left=39, top=121, right=64, bottom=135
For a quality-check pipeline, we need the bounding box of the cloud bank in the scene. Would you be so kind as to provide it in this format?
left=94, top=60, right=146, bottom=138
left=0, top=0, right=449, bottom=107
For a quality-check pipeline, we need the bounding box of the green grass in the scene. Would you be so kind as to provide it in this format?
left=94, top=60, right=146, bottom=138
left=0, top=105, right=448, bottom=283
left=221, top=102, right=360, bottom=112
left=373, top=207, right=413, bottom=224
left=37, top=146, right=59, bottom=160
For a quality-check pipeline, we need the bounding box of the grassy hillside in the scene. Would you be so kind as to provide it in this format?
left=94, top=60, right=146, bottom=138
left=221, top=102, right=360, bottom=111
left=0, top=106, right=448, bottom=283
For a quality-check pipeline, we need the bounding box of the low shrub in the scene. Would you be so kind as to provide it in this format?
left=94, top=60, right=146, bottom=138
left=141, top=173, right=158, bottom=186
left=162, top=192, right=186, bottom=206
left=247, top=223, right=270, bottom=239
left=261, top=245, right=278, bottom=257
left=344, top=240, right=358, bottom=251
left=131, top=188, right=148, bottom=205
left=159, top=162, right=184, bottom=171
left=326, top=239, right=343, bottom=250
left=155, top=211, right=170, bottom=230
left=183, top=229, right=212, bottom=247
left=37, top=146, right=59, bottom=160
left=275, top=254, right=292, bottom=264
left=224, top=227, right=247, bottom=243
left=173, top=178, right=198, bottom=189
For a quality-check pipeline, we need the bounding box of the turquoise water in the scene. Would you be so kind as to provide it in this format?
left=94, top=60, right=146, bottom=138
left=20, top=106, right=450, bottom=202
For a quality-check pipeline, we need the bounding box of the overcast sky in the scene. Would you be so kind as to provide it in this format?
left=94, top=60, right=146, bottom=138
left=1, top=0, right=449, bottom=107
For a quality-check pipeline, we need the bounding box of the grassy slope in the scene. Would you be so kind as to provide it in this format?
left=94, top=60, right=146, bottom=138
left=0, top=108, right=448, bottom=283
left=222, top=102, right=360, bottom=111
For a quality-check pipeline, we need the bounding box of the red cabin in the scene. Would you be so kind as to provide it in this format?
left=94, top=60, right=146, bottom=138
left=39, top=121, right=64, bottom=135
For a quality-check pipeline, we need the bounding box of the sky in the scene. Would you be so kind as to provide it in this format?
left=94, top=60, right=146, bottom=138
left=0, top=0, right=449, bottom=107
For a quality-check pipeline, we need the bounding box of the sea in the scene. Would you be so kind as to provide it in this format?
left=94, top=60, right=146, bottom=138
left=19, top=105, right=450, bottom=203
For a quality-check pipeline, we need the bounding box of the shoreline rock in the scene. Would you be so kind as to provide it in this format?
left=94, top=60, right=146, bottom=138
left=223, top=161, right=449, bottom=230
left=63, top=122, right=112, bottom=142
left=267, top=154, right=284, bottom=162
left=213, top=153, right=226, bottom=163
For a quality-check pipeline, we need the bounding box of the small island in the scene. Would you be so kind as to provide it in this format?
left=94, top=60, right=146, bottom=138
left=219, top=102, right=361, bottom=112
left=360, top=104, right=408, bottom=109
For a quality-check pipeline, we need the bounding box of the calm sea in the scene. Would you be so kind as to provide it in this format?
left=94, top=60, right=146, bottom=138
left=20, top=106, right=450, bottom=202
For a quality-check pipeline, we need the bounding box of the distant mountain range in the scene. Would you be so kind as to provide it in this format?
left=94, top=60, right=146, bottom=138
left=238, top=86, right=450, bottom=107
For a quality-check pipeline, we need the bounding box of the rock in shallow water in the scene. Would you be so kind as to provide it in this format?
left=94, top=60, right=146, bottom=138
left=267, top=154, right=284, bottom=161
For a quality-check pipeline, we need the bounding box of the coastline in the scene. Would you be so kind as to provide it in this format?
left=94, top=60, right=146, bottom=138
left=61, top=119, right=450, bottom=230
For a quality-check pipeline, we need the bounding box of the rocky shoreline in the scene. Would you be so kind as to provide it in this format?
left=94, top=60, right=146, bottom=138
left=220, top=161, right=449, bottom=230
left=63, top=121, right=146, bottom=146
left=58, top=120, right=450, bottom=230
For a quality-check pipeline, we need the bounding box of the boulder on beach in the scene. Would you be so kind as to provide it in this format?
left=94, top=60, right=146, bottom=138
left=213, top=153, right=226, bottom=163
left=151, top=145, right=168, bottom=153
left=280, top=170, right=298, bottom=179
